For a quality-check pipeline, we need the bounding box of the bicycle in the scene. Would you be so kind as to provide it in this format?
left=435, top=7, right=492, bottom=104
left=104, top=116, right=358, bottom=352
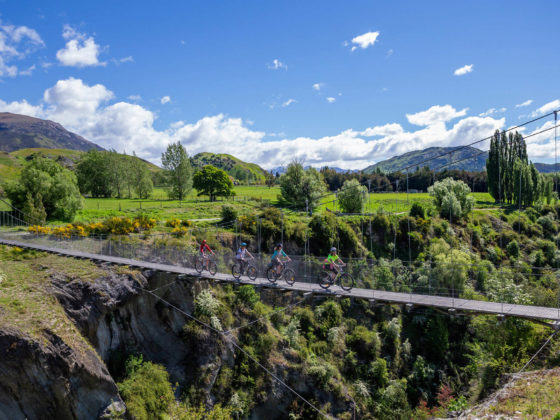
left=195, top=255, right=217, bottom=276
left=232, top=258, right=258, bottom=280
left=318, top=266, right=354, bottom=291
left=266, top=261, right=295, bottom=285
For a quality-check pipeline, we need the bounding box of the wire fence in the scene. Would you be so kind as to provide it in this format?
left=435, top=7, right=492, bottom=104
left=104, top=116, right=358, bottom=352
left=1, top=228, right=559, bottom=317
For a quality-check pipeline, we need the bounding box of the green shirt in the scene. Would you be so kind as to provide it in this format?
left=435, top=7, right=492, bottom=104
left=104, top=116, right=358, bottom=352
left=327, top=254, right=340, bottom=264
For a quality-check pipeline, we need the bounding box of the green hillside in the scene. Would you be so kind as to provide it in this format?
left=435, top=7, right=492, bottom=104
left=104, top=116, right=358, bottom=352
left=191, top=152, right=267, bottom=183
left=363, top=146, right=489, bottom=174
left=0, top=148, right=161, bottom=184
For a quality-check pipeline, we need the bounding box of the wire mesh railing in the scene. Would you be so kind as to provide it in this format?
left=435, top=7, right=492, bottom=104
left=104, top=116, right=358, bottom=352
left=1, top=228, right=559, bottom=319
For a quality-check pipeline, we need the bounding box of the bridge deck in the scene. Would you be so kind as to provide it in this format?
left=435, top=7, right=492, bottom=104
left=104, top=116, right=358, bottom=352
left=1, top=238, right=559, bottom=323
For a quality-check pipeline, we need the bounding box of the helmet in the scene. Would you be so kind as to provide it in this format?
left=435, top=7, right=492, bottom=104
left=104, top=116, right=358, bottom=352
left=330, top=247, right=337, bottom=252
left=276, top=243, right=283, bottom=248
left=241, top=242, right=247, bottom=247
left=202, top=239, right=207, bottom=243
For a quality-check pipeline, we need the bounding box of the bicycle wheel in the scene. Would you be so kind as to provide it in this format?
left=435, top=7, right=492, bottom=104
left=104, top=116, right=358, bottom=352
left=232, top=263, right=242, bottom=279
left=266, top=267, right=278, bottom=284
left=208, top=261, right=218, bottom=276
left=340, top=273, right=354, bottom=291
left=194, top=259, right=203, bottom=273
left=283, top=268, right=296, bottom=285
left=247, top=265, right=258, bottom=281
left=318, top=271, right=332, bottom=289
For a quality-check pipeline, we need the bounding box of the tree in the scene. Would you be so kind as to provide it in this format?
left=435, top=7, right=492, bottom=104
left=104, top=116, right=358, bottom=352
left=265, top=171, right=276, bottom=188
left=428, top=177, right=474, bottom=220
left=279, top=161, right=328, bottom=209
left=76, top=150, right=113, bottom=198
left=338, top=179, right=367, bottom=213
left=193, top=165, right=235, bottom=201
left=4, top=157, right=83, bottom=221
left=161, top=142, right=193, bottom=200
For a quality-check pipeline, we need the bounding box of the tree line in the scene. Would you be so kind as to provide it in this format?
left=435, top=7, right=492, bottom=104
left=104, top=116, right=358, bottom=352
left=487, top=130, right=555, bottom=206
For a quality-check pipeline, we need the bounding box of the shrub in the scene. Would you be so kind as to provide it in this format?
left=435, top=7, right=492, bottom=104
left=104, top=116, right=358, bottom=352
left=428, top=177, right=474, bottom=220
left=221, top=205, right=238, bottom=224
left=195, top=289, right=220, bottom=318
left=506, top=240, right=520, bottom=259
left=117, top=355, right=175, bottom=420
left=346, top=325, right=380, bottom=359
left=410, top=202, right=426, bottom=219
left=338, top=179, right=367, bottom=213
left=236, top=285, right=260, bottom=309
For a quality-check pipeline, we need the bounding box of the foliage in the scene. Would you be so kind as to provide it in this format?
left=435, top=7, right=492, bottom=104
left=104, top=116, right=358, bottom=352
left=409, top=202, right=426, bottom=219
left=195, top=289, right=220, bottom=318
left=337, top=179, right=367, bottom=213
left=162, top=141, right=193, bottom=200
left=193, top=165, right=235, bottom=201
left=279, top=161, right=328, bottom=209
left=4, top=156, right=83, bottom=221
left=428, top=177, right=474, bottom=220
left=117, top=355, right=175, bottom=420
left=221, top=204, right=238, bottom=224
left=236, top=285, right=260, bottom=309
left=23, top=192, right=46, bottom=225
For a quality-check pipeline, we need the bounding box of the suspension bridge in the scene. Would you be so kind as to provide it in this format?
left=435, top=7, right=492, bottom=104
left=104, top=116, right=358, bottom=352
left=1, top=233, right=559, bottom=328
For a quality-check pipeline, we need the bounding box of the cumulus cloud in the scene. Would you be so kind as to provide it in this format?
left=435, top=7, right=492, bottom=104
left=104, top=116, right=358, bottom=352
left=56, top=25, right=105, bottom=67
left=523, top=120, right=560, bottom=159
left=454, top=64, right=473, bottom=76
left=350, top=31, right=380, bottom=51
left=160, top=96, right=171, bottom=105
left=0, top=78, right=512, bottom=169
left=515, top=99, right=533, bottom=108
left=479, top=107, right=506, bottom=117
left=326, top=97, right=336, bottom=103
left=268, top=59, right=287, bottom=70
left=530, top=99, right=560, bottom=117
left=0, top=22, right=44, bottom=77
left=281, top=98, right=296, bottom=107
left=406, top=104, right=468, bottom=126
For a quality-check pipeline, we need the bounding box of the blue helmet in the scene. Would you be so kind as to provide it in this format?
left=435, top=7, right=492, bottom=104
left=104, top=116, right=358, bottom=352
left=241, top=242, right=247, bottom=247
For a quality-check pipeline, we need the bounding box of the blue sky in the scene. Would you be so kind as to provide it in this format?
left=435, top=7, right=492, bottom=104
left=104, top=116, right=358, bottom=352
left=0, top=0, right=558, bottom=169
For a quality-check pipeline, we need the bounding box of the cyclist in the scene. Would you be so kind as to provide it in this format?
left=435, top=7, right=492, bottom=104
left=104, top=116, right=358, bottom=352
left=236, top=242, right=254, bottom=273
left=271, top=243, right=291, bottom=276
left=327, top=247, right=345, bottom=281
left=199, top=240, right=214, bottom=271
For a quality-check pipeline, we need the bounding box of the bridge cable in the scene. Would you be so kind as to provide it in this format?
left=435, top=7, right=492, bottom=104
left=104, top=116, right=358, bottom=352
left=138, top=286, right=334, bottom=420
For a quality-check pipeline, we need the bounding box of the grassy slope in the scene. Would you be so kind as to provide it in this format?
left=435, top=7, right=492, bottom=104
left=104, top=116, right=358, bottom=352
left=0, top=246, right=105, bottom=353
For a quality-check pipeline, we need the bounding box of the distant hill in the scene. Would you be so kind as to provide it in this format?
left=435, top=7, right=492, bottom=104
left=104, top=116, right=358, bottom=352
left=270, top=165, right=358, bottom=175
left=534, top=162, right=560, bottom=173
left=0, top=148, right=161, bottom=184
left=191, top=152, right=267, bottom=183
left=363, top=146, right=489, bottom=174
left=0, top=112, right=103, bottom=153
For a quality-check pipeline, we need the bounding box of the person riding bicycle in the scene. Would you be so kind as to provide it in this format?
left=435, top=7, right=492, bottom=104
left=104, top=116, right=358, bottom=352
left=327, top=247, right=345, bottom=281
left=271, top=243, right=291, bottom=276
left=236, top=242, right=254, bottom=273
left=199, top=239, right=214, bottom=270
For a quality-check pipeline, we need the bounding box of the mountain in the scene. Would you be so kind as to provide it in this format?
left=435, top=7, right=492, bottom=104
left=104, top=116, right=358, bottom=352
left=191, top=152, right=268, bottom=183
left=362, top=146, right=489, bottom=174
left=269, top=165, right=358, bottom=175
left=0, top=112, right=103, bottom=153
left=534, top=162, right=560, bottom=173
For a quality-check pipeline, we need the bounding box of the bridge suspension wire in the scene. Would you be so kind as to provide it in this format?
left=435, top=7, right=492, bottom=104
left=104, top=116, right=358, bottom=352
left=138, top=286, right=334, bottom=420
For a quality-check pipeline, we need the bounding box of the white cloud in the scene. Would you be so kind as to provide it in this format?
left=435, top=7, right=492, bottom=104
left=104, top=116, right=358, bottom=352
left=312, top=83, right=323, bottom=91
left=406, top=104, right=468, bottom=126
left=478, top=107, right=506, bottom=117
left=361, top=123, right=404, bottom=137
left=268, top=59, right=287, bottom=70
left=523, top=120, right=560, bottom=159
left=0, top=79, right=511, bottom=169
left=326, top=97, right=336, bottom=103
left=350, top=31, right=380, bottom=50
left=281, top=98, right=296, bottom=107
left=118, top=56, right=133, bottom=63
left=160, top=95, right=171, bottom=104
left=530, top=99, right=560, bottom=117
left=386, top=49, right=393, bottom=57
left=56, top=25, right=105, bottom=67
left=454, top=64, right=473, bottom=76
left=128, top=94, right=141, bottom=101
left=0, top=22, right=44, bottom=77
left=515, top=99, right=533, bottom=108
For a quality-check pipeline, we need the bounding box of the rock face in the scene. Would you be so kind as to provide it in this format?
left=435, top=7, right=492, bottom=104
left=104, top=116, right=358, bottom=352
left=0, top=327, right=121, bottom=420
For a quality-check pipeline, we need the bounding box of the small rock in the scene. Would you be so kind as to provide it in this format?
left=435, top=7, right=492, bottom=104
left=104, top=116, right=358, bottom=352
left=100, top=400, right=126, bottom=419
